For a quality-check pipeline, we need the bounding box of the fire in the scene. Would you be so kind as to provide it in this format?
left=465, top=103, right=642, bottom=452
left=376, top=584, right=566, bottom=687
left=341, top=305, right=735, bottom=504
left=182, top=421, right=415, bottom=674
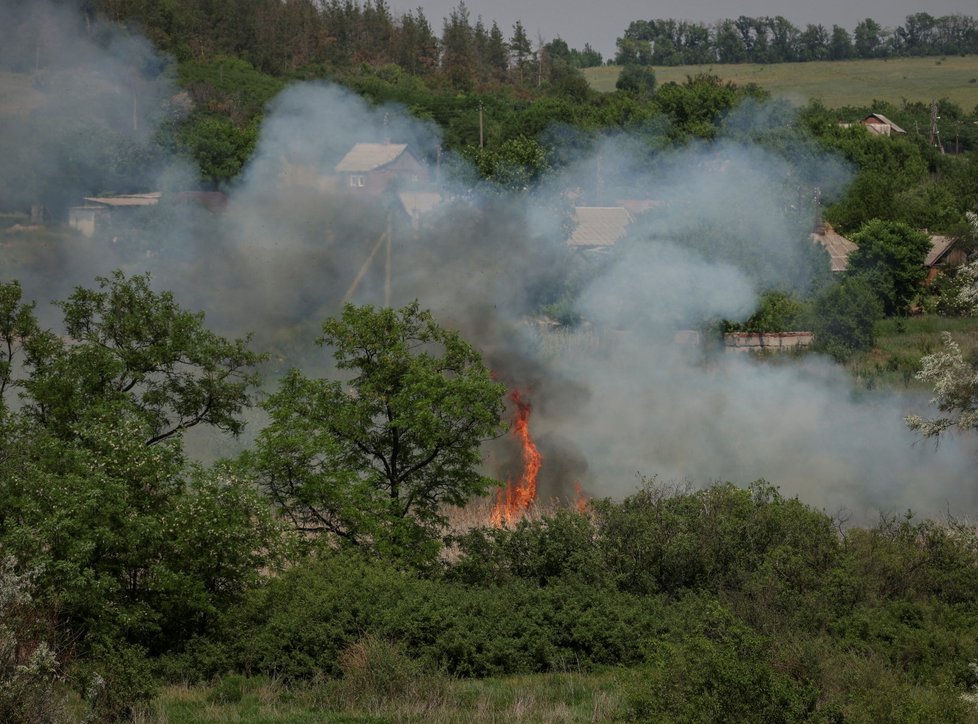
left=490, top=390, right=542, bottom=527
left=574, top=482, right=589, bottom=513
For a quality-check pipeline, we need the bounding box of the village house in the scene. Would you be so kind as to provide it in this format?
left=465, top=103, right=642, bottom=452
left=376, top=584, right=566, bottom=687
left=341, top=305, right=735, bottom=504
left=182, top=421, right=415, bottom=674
left=925, top=234, right=968, bottom=281
left=810, top=222, right=857, bottom=272
left=565, top=206, right=633, bottom=251
left=68, top=192, right=161, bottom=237
left=334, top=143, right=428, bottom=194
left=839, top=113, right=906, bottom=137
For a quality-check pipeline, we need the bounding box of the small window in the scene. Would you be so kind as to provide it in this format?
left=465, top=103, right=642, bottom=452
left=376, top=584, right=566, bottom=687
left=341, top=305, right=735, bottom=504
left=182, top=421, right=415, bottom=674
left=349, top=175, right=365, bottom=188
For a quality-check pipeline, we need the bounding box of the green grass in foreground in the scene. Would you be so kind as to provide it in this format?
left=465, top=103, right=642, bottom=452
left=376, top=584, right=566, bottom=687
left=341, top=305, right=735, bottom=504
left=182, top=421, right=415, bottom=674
left=584, top=55, right=978, bottom=108
left=846, top=314, right=978, bottom=389
left=137, top=671, right=625, bottom=723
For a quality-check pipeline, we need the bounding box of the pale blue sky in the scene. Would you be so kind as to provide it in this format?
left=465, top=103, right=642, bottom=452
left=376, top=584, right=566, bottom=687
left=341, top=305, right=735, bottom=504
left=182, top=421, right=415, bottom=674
left=391, top=1, right=978, bottom=59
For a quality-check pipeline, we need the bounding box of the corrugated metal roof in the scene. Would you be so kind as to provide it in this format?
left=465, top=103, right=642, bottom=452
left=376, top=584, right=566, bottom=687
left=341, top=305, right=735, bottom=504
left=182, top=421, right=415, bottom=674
left=83, top=192, right=161, bottom=207
left=926, top=235, right=957, bottom=267
left=335, top=143, right=410, bottom=172
left=567, top=207, right=633, bottom=247
left=811, top=224, right=857, bottom=272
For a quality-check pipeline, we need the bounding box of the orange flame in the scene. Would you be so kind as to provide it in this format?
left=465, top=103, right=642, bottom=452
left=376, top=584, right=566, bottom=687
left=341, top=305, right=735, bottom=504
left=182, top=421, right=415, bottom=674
left=491, top=390, right=542, bottom=527
left=574, top=482, right=589, bottom=513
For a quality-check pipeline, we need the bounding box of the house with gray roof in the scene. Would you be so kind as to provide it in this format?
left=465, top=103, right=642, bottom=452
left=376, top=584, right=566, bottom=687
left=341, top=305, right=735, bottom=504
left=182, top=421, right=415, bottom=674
left=566, top=207, right=633, bottom=251
left=810, top=223, right=857, bottom=272
left=334, top=143, right=427, bottom=194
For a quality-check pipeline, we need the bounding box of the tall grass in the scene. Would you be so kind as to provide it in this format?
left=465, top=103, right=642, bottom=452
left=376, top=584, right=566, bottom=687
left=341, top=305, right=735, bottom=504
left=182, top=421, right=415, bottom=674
left=846, top=315, right=978, bottom=389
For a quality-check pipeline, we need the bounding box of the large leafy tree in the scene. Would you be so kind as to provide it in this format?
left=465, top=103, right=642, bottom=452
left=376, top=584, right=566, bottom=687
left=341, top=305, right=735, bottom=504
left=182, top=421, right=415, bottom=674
left=0, top=273, right=274, bottom=667
left=18, top=270, right=260, bottom=445
left=250, top=302, right=505, bottom=560
left=847, top=220, right=931, bottom=316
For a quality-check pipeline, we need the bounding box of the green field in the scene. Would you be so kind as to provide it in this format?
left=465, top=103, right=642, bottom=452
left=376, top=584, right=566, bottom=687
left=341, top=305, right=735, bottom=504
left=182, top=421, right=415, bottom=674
left=584, top=55, right=978, bottom=108
left=846, top=315, right=978, bottom=389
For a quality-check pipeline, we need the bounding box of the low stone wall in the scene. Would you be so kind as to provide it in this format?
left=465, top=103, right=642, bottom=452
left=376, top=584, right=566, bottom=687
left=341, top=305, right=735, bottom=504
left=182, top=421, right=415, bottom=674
left=723, top=331, right=814, bottom=352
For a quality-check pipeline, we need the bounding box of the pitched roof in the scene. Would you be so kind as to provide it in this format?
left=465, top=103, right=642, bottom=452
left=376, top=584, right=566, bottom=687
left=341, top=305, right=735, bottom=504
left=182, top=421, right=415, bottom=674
left=811, top=224, right=857, bottom=272
left=335, top=143, right=410, bottom=172
left=567, top=207, right=633, bottom=248
left=83, top=192, right=161, bottom=207
left=925, top=235, right=957, bottom=267
left=864, top=113, right=906, bottom=134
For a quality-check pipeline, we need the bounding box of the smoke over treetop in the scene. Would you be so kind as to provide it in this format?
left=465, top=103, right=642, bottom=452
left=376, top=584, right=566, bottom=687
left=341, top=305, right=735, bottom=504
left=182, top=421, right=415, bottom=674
left=1, top=0, right=973, bottom=519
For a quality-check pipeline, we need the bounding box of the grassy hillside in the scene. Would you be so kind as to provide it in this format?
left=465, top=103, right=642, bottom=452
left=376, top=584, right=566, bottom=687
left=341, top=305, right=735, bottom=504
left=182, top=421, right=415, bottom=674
left=585, top=55, right=978, bottom=108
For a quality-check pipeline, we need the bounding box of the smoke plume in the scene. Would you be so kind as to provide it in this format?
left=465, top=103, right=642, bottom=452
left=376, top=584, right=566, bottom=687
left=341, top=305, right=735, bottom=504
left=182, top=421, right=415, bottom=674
left=1, top=0, right=974, bottom=519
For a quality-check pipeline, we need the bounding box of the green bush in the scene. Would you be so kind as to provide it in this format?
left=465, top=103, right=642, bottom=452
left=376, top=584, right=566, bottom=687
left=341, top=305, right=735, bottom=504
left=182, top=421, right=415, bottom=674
left=448, top=509, right=604, bottom=587
left=622, top=596, right=811, bottom=722
left=335, top=636, right=447, bottom=709
left=593, top=480, right=842, bottom=597
left=810, top=273, right=884, bottom=361
left=222, top=550, right=662, bottom=681
left=207, top=673, right=247, bottom=704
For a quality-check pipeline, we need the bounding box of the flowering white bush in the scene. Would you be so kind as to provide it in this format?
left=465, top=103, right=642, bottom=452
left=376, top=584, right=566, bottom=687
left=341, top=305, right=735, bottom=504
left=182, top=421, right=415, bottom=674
left=0, top=557, right=63, bottom=723
left=906, top=333, right=978, bottom=437
left=955, top=259, right=978, bottom=315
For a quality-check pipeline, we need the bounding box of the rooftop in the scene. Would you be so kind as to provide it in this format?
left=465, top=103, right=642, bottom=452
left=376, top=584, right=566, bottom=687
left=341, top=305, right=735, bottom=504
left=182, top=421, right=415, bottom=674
left=83, top=192, right=161, bottom=208
left=811, top=224, right=857, bottom=272
left=925, top=235, right=957, bottom=267
left=567, top=206, right=633, bottom=248
left=335, top=143, right=410, bottom=173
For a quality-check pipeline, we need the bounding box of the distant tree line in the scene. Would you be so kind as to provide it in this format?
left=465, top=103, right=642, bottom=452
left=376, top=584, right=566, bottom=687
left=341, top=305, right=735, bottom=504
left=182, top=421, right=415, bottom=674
left=614, top=13, right=978, bottom=66
left=91, top=0, right=603, bottom=88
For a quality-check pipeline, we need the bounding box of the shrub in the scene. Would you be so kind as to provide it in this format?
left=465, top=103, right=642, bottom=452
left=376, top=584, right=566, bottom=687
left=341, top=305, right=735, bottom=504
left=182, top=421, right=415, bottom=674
left=593, top=480, right=842, bottom=597
left=810, top=274, right=883, bottom=361
left=447, top=510, right=605, bottom=587
left=622, top=595, right=811, bottom=721
left=336, top=636, right=447, bottom=709
left=224, top=550, right=662, bottom=680
left=0, top=556, right=64, bottom=724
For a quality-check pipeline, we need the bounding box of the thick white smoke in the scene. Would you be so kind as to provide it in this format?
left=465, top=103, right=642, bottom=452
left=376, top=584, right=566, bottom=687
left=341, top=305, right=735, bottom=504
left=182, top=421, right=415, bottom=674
left=1, top=1, right=974, bottom=519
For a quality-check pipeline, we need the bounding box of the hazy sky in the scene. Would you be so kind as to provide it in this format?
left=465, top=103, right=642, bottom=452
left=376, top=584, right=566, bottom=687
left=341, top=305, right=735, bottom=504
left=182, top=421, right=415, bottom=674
left=391, top=1, right=977, bottom=59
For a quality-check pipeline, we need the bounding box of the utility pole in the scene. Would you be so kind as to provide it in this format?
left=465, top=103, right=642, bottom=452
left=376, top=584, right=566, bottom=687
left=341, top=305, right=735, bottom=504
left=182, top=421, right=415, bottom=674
left=929, top=100, right=944, bottom=153
left=478, top=102, right=484, bottom=149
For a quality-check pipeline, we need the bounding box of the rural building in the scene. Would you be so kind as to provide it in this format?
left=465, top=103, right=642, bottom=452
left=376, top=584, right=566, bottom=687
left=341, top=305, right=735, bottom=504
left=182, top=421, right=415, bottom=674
left=724, top=332, right=814, bottom=353
left=925, top=234, right=968, bottom=281
left=810, top=223, right=856, bottom=272
left=839, top=113, right=906, bottom=137
left=334, top=143, right=427, bottom=194
left=68, top=192, right=161, bottom=237
left=565, top=206, right=633, bottom=250
left=860, top=113, right=906, bottom=136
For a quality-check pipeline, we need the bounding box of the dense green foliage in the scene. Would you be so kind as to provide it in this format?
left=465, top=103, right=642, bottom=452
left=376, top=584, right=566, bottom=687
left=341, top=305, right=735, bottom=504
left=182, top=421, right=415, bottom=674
left=0, top=273, right=278, bottom=718
left=2, top=3, right=978, bottom=719
left=1, top=277, right=977, bottom=718
left=847, top=220, right=932, bottom=316
left=157, top=481, right=978, bottom=720
left=247, top=302, right=505, bottom=565
left=615, top=13, right=978, bottom=66
left=810, top=274, right=883, bottom=361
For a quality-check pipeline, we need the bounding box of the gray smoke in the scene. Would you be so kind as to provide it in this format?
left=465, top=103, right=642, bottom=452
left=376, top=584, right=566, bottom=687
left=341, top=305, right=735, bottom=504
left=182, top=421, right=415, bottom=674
left=1, top=1, right=974, bottom=519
